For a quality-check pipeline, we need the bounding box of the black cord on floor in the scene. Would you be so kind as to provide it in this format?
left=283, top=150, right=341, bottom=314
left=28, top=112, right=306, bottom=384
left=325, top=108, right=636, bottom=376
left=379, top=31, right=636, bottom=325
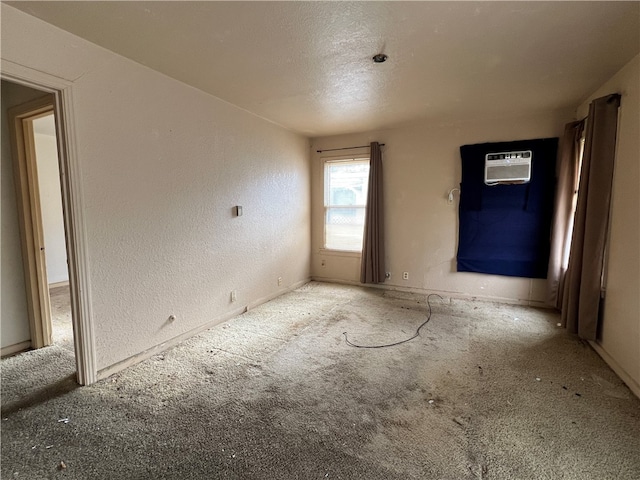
left=343, top=294, right=443, bottom=348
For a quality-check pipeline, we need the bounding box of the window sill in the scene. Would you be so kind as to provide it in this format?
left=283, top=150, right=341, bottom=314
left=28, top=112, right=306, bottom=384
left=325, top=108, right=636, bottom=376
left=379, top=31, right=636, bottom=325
left=319, top=248, right=362, bottom=258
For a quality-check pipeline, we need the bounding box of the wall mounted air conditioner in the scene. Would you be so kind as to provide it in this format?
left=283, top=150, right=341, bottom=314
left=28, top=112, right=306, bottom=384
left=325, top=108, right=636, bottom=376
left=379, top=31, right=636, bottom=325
left=484, top=150, right=532, bottom=185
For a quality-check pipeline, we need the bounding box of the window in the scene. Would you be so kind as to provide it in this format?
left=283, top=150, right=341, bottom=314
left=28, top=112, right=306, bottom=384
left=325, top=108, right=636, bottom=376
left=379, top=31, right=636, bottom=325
left=562, top=135, right=585, bottom=269
left=324, top=158, right=370, bottom=251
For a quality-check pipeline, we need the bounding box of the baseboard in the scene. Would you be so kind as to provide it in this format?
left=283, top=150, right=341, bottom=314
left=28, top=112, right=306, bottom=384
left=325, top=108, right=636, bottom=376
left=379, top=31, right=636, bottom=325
left=310, top=276, right=361, bottom=287
left=97, top=304, right=249, bottom=381
left=1, top=340, right=31, bottom=358
left=310, top=276, right=551, bottom=308
left=97, top=278, right=311, bottom=381
left=48, top=280, right=69, bottom=289
left=247, top=278, right=311, bottom=310
left=589, top=341, right=640, bottom=400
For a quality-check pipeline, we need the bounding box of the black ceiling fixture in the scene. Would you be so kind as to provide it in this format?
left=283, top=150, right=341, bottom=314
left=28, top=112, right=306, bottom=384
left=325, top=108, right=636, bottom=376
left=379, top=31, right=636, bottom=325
left=372, top=53, right=388, bottom=63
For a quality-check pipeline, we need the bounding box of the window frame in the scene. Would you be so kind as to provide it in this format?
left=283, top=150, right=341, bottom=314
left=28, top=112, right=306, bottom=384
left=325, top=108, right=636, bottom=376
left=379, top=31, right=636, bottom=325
left=322, top=156, right=370, bottom=253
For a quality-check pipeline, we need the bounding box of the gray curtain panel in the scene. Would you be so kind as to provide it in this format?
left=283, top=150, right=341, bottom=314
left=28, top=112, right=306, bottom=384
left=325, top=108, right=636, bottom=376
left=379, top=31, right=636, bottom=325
left=562, top=94, right=620, bottom=339
left=360, top=142, right=385, bottom=284
left=547, top=120, right=585, bottom=309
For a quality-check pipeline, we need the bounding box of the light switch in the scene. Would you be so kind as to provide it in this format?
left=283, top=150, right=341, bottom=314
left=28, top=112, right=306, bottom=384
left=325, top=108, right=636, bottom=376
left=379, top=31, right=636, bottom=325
left=235, top=206, right=243, bottom=217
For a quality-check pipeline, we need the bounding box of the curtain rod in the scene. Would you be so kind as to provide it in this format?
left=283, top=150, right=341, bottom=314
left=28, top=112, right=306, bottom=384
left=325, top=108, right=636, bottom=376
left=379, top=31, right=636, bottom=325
left=316, top=144, right=385, bottom=153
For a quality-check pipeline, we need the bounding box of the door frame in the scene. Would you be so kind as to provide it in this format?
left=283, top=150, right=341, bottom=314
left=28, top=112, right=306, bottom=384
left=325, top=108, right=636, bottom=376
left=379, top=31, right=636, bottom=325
left=3, top=62, right=97, bottom=385
left=8, top=97, right=55, bottom=350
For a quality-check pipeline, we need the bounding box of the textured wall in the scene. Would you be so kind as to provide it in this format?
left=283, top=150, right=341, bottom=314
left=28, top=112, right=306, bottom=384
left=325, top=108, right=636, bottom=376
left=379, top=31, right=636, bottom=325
left=1, top=5, right=311, bottom=370
left=34, top=125, right=69, bottom=284
left=311, top=109, right=574, bottom=305
left=577, top=54, right=640, bottom=392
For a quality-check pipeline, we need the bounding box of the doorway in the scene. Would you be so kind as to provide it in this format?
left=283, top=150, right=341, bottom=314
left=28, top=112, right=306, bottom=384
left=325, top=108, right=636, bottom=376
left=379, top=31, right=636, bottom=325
left=1, top=69, right=95, bottom=385
left=32, top=113, right=75, bottom=354
left=1, top=81, right=76, bottom=367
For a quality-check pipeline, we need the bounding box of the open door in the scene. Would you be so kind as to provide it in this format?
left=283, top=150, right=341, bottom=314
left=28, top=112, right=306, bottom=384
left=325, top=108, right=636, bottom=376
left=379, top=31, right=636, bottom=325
left=7, top=95, right=57, bottom=349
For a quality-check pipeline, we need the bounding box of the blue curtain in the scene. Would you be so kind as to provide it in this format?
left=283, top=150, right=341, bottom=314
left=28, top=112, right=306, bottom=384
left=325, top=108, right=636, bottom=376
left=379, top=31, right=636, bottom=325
left=457, top=138, right=558, bottom=278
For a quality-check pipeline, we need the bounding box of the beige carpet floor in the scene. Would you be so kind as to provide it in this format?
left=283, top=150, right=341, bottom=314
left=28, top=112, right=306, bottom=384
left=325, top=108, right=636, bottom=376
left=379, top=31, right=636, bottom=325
left=1, top=281, right=639, bottom=479
left=49, top=285, right=74, bottom=353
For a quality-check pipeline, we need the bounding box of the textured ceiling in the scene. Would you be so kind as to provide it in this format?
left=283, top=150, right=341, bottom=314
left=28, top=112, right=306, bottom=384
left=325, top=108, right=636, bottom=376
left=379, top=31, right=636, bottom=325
left=8, top=1, right=640, bottom=137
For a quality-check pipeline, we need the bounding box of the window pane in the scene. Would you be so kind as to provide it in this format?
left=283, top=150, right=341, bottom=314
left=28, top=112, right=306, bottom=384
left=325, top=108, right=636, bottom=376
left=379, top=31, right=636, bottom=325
left=324, top=159, right=369, bottom=251
left=327, top=162, right=369, bottom=206
left=325, top=207, right=366, bottom=251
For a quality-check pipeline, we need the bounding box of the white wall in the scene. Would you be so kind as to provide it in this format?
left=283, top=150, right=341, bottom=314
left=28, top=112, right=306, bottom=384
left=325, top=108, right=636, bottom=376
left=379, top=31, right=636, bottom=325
left=1, top=5, right=311, bottom=371
left=1, top=81, right=52, bottom=349
left=577, top=54, right=639, bottom=395
left=311, top=109, right=574, bottom=305
left=33, top=117, right=69, bottom=285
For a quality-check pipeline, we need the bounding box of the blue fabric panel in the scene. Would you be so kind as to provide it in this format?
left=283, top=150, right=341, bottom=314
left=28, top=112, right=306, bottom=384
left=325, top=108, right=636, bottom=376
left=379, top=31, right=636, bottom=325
left=457, top=138, right=558, bottom=278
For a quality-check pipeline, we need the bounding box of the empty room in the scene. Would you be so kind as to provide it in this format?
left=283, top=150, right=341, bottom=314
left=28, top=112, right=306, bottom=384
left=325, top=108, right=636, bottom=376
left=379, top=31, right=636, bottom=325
left=1, top=2, right=639, bottom=479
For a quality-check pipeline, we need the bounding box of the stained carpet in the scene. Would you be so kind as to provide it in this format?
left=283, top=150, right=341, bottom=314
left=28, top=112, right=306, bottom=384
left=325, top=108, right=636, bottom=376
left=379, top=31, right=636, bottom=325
left=2, top=282, right=639, bottom=479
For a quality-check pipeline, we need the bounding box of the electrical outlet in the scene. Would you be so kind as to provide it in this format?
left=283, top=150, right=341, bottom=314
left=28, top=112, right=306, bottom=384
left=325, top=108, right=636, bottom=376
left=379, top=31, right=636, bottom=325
left=230, top=290, right=237, bottom=303
left=277, top=276, right=282, bottom=286
left=403, top=272, right=409, bottom=280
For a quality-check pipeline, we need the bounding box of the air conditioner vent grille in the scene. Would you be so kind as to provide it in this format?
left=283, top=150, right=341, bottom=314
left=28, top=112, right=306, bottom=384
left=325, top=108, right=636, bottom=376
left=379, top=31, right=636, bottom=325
left=485, top=150, right=532, bottom=184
